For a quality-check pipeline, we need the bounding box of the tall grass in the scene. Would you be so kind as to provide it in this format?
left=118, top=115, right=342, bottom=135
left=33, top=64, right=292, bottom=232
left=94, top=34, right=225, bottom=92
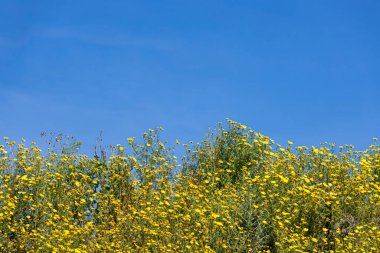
left=1, top=120, right=379, bottom=252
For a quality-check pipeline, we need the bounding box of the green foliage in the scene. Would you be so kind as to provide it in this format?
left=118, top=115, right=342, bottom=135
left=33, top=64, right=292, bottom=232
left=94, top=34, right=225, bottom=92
left=0, top=121, right=379, bottom=252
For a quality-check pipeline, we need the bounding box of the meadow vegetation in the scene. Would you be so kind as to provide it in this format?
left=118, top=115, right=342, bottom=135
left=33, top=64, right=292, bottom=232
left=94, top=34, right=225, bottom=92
left=1, top=120, right=379, bottom=252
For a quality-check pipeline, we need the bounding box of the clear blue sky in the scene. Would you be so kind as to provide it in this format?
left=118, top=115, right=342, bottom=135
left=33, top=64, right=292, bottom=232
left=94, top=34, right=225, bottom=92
left=1, top=0, right=379, bottom=154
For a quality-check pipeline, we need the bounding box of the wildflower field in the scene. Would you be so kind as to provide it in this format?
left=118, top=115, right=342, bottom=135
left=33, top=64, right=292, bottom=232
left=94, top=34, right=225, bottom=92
left=1, top=120, right=379, bottom=252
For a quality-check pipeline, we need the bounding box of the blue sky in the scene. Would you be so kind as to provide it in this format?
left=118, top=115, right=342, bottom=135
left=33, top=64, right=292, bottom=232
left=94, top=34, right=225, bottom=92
left=0, top=0, right=379, bottom=154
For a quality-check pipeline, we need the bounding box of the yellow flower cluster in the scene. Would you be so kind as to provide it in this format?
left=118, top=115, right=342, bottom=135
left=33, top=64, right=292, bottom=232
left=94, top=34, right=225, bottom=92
left=0, top=122, right=379, bottom=252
